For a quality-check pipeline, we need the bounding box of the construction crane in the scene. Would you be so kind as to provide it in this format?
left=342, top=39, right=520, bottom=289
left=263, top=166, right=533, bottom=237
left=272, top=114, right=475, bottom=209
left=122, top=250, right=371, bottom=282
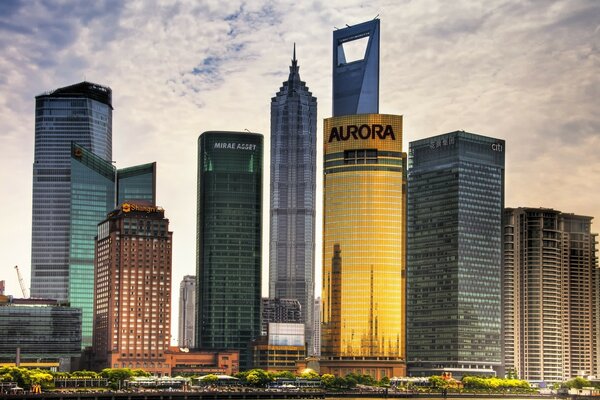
left=14, top=265, right=28, bottom=298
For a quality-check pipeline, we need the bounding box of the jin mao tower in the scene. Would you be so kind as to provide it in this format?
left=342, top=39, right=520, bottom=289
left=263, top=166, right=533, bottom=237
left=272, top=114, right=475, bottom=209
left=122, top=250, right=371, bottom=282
left=269, top=46, right=317, bottom=355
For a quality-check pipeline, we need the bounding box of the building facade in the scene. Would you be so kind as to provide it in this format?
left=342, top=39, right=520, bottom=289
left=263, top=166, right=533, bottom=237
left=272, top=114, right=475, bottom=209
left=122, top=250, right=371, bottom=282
left=269, top=45, right=317, bottom=356
left=321, top=114, right=407, bottom=379
left=252, top=323, right=306, bottom=372
left=322, top=20, right=406, bottom=379
left=179, top=275, right=196, bottom=348
left=0, top=297, right=81, bottom=371
left=196, top=131, right=263, bottom=370
left=261, top=298, right=302, bottom=336
left=93, top=203, right=172, bottom=376
left=503, top=208, right=599, bottom=381
left=407, top=131, right=505, bottom=377
left=70, top=143, right=155, bottom=347
left=313, top=297, right=321, bottom=357
left=31, top=81, right=112, bottom=302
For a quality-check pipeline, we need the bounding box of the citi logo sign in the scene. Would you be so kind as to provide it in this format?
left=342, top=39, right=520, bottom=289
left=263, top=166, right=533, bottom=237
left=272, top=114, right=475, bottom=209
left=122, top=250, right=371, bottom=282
left=328, top=124, right=396, bottom=142
left=492, top=143, right=503, bottom=152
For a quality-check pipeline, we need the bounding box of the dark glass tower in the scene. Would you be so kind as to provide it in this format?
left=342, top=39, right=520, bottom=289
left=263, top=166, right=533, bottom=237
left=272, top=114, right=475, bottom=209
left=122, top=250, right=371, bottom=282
left=196, top=131, right=263, bottom=370
left=70, top=143, right=156, bottom=347
left=407, top=131, right=505, bottom=377
left=332, top=19, right=379, bottom=116
left=269, top=46, right=317, bottom=355
left=31, top=82, right=113, bottom=302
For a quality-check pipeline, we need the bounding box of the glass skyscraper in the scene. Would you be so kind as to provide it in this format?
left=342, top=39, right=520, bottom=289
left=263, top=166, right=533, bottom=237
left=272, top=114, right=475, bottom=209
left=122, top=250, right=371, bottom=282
left=407, top=131, right=505, bottom=377
left=70, top=143, right=155, bottom=347
left=269, top=46, right=317, bottom=355
left=321, top=20, right=407, bottom=379
left=31, top=82, right=113, bottom=302
left=321, top=114, right=407, bottom=379
left=332, top=19, right=379, bottom=117
left=196, top=131, right=263, bottom=370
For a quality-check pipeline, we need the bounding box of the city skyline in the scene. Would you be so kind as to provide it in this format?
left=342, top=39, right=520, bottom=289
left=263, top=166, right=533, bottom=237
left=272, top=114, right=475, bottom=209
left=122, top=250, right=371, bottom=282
left=0, top=1, right=599, bottom=346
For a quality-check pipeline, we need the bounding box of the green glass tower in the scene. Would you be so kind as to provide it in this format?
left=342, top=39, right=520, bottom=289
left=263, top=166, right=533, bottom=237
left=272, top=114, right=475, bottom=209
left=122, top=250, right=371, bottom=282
left=70, top=143, right=155, bottom=347
left=196, top=131, right=263, bottom=370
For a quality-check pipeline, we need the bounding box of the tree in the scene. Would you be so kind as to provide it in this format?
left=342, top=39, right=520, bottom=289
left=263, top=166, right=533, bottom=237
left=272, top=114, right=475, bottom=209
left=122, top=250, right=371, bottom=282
left=300, top=369, right=320, bottom=380
left=201, top=374, right=219, bottom=385
left=245, top=369, right=271, bottom=387
left=28, top=370, right=53, bottom=389
left=273, top=371, right=296, bottom=380
left=321, top=374, right=335, bottom=388
left=380, top=376, right=391, bottom=386
left=430, top=376, right=448, bottom=389
left=100, top=368, right=135, bottom=389
left=564, top=377, right=590, bottom=389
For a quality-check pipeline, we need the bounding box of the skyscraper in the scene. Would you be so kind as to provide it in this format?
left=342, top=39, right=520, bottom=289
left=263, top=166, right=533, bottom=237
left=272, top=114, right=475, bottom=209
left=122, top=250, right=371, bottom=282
left=333, top=19, right=379, bottom=116
left=503, top=208, right=599, bottom=381
left=269, top=45, right=317, bottom=355
left=179, top=275, right=196, bottom=348
left=93, top=202, right=172, bottom=376
left=196, top=131, right=263, bottom=370
left=407, top=131, right=505, bottom=377
left=321, top=19, right=407, bottom=379
left=31, top=82, right=113, bottom=302
left=70, top=144, right=155, bottom=347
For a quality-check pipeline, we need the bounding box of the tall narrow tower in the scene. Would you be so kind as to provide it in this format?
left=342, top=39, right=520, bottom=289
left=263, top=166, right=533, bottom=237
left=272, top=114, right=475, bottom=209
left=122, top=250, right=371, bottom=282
left=269, top=45, right=317, bottom=355
left=321, top=20, right=407, bottom=379
left=196, top=131, right=263, bottom=370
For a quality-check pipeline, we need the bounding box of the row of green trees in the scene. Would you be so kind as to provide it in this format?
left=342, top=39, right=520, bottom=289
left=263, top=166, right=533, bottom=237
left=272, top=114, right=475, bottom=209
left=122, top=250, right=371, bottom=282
left=0, top=367, right=150, bottom=390
left=231, top=369, right=389, bottom=389
left=2, top=365, right=596, bottom=393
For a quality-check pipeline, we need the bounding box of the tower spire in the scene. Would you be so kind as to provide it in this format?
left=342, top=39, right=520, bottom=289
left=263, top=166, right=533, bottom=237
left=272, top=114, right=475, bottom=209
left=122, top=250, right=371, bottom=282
left=288, top=43, right=300, bottom=86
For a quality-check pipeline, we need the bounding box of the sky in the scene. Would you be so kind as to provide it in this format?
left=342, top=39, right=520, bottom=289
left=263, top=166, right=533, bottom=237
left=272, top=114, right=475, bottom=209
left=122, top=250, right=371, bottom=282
left=0, top=0, right=599, bottom=344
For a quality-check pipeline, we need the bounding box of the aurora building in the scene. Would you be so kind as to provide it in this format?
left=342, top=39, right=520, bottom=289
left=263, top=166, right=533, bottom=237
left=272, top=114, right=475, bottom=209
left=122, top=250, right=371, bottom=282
left=269, top=45, right=317, bottom=355
left=321, top=19, right=407, bottom=379
left=196, top=131, right=263, bottom=370
left=407, top=131, right=505, bottom=377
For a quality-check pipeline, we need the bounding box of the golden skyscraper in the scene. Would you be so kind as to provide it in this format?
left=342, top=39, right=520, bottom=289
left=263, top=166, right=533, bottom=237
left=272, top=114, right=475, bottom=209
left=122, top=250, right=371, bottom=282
left=321, top=114, right=407, bottom=379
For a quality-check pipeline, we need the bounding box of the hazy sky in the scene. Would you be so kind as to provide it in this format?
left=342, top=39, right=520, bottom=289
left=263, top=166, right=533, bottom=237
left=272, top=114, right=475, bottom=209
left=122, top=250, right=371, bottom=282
left=1, top=0, right=598, bottom=344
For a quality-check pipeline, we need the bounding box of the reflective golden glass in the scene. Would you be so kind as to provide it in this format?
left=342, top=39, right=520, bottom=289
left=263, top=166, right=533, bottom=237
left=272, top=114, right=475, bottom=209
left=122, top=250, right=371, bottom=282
left=322, top=114, right=406, bottom=360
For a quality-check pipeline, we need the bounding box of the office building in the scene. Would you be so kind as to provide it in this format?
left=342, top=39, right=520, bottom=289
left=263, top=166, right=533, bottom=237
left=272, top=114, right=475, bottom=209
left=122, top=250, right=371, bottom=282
left=261, top=298, right=302, bottom=336
left=0, top=297, right=81, bottom=371
left=179, top=275, right=196, bottom=348
left=321, top=19, right=406, bottom=379
left=407, top=131, right=505, bottom=377
left=252, top=323, right=306, bottom=372
left=196, top=131, right=263, bottom=370
left=92, top=202, right=172, bottom=376
left=333, top=19, right=379, bottom=116
left=167, top=347, right=239, bottom=376
left=269, top=45, right=317, bottom=356
left=70, top=143, right=155, bottom=347
left=31, top=81, right=112, bottom=302
left=503, top=208, right=599, bottom=381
